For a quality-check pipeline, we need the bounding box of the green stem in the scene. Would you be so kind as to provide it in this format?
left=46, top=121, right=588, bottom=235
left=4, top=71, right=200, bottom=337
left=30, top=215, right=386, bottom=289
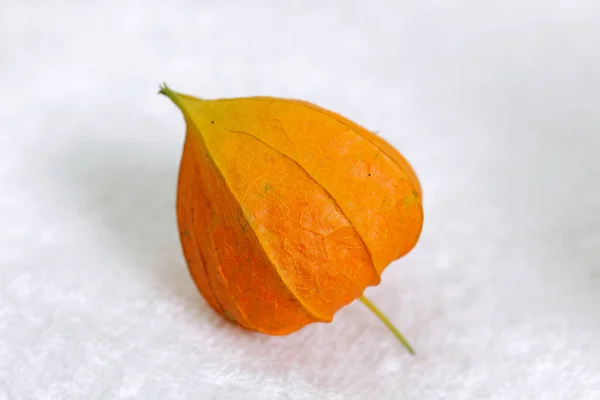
left=359, top=295, right=415, bottom=355
left=158, top=83, right=185, bottom=112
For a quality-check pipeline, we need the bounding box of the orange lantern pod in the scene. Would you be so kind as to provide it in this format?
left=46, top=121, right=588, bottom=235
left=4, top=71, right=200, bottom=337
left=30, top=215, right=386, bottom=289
left=160, top=84, right=423, bottom=354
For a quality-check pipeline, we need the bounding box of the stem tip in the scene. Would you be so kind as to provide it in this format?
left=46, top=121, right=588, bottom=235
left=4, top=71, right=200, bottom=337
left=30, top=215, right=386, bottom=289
left=359, top=295, right=415, bottom=355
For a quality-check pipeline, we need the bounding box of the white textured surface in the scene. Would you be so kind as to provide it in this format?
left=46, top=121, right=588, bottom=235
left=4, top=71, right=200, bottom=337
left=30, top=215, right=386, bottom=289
left=1, top=1, right=600, bottom=399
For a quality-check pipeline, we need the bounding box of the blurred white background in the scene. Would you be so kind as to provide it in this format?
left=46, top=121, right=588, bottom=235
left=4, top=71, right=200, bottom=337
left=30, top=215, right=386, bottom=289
left=1, top=1, right=599, bottom=399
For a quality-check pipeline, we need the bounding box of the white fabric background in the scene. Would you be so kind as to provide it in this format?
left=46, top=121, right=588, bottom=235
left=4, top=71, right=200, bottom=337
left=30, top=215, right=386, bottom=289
left=1, top=1, right=599, bottom=399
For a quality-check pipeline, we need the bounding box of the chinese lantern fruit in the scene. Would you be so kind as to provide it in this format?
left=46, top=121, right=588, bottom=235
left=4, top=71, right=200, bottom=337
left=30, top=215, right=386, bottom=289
left=160, top=84, right=423, bottom=354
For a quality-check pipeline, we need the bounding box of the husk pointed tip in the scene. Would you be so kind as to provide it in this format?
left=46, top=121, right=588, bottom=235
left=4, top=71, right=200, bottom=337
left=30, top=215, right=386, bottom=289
left=158, top=82, right=189, bottom=118
left=157, top=82, right=169, bottom=95
left=158, top=82, right=176, bottom=101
